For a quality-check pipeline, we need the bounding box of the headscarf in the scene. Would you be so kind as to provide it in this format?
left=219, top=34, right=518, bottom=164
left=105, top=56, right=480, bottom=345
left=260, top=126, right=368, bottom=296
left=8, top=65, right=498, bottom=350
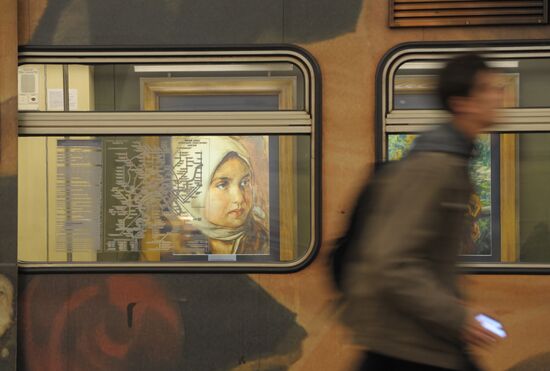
left=172, top=136, right=254, bottom=243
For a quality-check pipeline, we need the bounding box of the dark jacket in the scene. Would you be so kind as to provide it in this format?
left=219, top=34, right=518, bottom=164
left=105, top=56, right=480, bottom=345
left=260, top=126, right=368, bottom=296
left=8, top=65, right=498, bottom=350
left=342, top=124, right=474, bottom=370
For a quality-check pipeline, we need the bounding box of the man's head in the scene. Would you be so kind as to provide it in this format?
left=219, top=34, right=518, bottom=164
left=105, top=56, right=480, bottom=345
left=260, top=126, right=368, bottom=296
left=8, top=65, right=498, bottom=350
left=438, top=53, right=502, bottom=136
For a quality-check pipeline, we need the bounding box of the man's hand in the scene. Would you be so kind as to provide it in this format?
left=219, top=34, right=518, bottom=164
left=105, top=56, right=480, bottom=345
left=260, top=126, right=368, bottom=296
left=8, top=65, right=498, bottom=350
left=462, top=311, right=502, bottom=348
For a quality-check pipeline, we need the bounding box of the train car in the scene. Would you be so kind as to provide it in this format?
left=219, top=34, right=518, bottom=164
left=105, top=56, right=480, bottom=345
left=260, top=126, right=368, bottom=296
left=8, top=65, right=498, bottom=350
left=2, top=1, right=550, bottom=370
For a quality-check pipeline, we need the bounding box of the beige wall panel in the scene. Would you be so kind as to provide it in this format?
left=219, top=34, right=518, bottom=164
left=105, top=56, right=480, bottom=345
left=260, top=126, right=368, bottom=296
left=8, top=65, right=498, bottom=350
left=18, top=137, right=48, bottom=262
left=67, top=64, right=94, bottom=111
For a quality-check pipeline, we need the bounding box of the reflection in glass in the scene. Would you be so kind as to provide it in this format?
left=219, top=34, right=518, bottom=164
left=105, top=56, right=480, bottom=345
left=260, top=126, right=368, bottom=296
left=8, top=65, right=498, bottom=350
left=19, top=135, right=311, bottom=264
left=18, top=63, right=306, bottom=112
left=158, top=95, right=280, bottom=111
left=519, top=134, right=550, bottom=262
left=394, top=60, right=525, bottom=110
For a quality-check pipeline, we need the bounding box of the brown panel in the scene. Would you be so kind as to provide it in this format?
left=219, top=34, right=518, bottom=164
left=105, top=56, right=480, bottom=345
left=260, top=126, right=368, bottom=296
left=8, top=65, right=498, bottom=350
left=17, top=0, right=30, bottom=43
left=1, top=1, right=18, bottom=177
left=17, top=0, right=48, bottom=45
left=499, top=75, right=520, bottom=263
left=500, top=134, right=518, bottom=262
left=0, top=1, right=18, bottom=370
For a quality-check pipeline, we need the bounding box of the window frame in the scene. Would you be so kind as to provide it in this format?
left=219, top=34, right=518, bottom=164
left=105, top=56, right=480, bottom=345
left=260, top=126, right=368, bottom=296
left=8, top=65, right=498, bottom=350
left=17, top=45, right=322, bottom=273
left=377, top=40, right=550, bottom=273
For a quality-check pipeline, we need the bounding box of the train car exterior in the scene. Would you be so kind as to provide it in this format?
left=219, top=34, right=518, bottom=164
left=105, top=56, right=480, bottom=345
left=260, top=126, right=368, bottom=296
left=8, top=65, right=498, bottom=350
left=2, top=1, right=550, bottom=370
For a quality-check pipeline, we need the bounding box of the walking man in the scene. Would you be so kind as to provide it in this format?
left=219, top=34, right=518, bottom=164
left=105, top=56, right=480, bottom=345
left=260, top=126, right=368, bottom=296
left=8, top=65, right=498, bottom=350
left=343, top=53, right=503, bottom=371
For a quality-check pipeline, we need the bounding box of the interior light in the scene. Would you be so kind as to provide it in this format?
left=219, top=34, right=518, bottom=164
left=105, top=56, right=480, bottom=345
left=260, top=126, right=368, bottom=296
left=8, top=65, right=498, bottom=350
left=133, top=64, right=294, bottom=73
left=400, top=61, right=519, bottom=70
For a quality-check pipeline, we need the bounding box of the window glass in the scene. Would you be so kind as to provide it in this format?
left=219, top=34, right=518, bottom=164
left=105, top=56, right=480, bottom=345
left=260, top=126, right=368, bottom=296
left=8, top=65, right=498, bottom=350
left=158, top=95, right=280, bottom=111
left=393, top=60, right=520, bottom=110
left=18, top=62, right=305, bottom=112
left=518, top=133, right=550, bottom=262
left=383, top=47, right=550, bottom=268
left=18, top=51, right=318, bottom=269
left=393, top=59, right=550, bottom=110
left=18, top=135, right=311, bottom=264
left=387, top=131, right=550, bottom=265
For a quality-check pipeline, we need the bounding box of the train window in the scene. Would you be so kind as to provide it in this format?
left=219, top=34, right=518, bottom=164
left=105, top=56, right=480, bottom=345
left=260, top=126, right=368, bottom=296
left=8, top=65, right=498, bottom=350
left=18, top=62, right=306, bottom=112
left=17, top=49, right=320, bottom=271
left=380, top=42, right=550, bottom=270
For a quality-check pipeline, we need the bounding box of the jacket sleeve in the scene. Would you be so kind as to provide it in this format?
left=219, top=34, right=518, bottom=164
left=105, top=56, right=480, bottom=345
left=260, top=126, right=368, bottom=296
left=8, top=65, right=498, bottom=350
left=372, top=158, right=467, bottom=343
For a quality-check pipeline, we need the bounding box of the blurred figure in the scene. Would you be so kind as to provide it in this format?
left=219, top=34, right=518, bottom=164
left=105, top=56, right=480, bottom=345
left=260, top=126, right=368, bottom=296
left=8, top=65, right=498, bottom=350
left=342, top=54, right=503, bottom=370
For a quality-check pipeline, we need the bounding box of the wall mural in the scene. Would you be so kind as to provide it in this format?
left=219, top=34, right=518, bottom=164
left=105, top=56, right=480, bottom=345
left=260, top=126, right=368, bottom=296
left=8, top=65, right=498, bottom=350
left=19, top=274, right=305, bottom=371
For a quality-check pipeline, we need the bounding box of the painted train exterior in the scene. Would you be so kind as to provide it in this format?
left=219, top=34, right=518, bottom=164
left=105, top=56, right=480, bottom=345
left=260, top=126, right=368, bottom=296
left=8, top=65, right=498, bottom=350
left=2, top=1, right=550, bottom=370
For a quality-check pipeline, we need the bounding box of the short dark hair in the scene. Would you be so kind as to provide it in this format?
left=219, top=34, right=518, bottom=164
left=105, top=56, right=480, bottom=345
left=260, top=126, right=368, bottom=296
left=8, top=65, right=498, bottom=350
left=438, top=53, right=490, bottom=112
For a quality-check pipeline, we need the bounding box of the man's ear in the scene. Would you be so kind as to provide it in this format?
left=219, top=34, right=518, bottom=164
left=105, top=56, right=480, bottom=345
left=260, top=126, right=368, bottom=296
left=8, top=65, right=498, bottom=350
left=448, top=96, right=470, bottom=114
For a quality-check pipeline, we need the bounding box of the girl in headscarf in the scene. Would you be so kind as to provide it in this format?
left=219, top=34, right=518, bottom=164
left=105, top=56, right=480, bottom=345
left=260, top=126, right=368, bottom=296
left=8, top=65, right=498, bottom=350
left=173, top=136, right=269, bottom=255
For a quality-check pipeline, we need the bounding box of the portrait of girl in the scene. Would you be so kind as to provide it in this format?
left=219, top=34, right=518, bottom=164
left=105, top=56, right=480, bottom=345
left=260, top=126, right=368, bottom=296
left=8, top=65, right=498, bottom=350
left=173, top=136, right=269, bottom=255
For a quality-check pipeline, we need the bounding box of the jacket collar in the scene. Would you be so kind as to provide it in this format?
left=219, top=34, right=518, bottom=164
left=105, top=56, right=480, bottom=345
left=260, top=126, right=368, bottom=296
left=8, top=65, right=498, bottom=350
left=410, top=123, right=475, bottom=158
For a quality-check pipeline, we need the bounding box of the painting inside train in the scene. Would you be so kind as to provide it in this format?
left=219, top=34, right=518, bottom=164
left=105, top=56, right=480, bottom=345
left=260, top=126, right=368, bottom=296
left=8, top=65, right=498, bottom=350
left=3, top=0, right=550, bottom=370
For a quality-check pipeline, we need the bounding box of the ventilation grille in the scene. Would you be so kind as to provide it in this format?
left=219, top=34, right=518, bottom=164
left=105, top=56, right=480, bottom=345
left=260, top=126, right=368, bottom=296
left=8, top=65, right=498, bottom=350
left=390, top=0, right=548, bottom=27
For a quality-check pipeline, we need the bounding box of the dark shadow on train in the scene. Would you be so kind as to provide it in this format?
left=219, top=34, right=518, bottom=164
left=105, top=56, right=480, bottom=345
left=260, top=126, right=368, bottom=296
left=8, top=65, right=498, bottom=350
left=29, top=0, right=363, bottom=45
left=18, top=274, right=306, bottom=371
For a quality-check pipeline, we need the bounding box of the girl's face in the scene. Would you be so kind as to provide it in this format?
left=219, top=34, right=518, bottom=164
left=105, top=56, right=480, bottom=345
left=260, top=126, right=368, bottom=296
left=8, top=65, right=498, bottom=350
left=205, top=155, right=252, bottom=228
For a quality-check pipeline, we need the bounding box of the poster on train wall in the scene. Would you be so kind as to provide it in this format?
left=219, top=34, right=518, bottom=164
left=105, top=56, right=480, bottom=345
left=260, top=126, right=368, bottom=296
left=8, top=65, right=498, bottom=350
left=56, top=136, right=276, bottom=263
